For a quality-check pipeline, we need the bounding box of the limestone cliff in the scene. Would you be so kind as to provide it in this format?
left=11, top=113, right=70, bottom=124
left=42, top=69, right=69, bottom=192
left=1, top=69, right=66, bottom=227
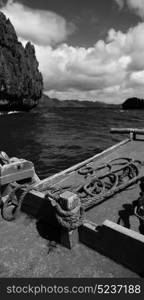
left=0, top=12, right=43, bottom=111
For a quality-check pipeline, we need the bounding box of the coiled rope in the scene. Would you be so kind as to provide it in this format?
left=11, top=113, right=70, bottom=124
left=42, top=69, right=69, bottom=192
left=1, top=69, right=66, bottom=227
left=76, top=158, right=141, bottom=210
left=1, top=157, right=143, bottom=230
left=41, top=157, right=143, bottom=229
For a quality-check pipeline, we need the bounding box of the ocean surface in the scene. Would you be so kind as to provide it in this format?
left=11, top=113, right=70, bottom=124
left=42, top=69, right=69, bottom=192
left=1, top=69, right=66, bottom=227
left=0, top=98, right=143, bottom=180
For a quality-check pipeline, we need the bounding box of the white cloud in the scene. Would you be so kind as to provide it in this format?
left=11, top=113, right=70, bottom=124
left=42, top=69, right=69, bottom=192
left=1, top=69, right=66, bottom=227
left=0, top=0, right=74, bottom=46
left=127, top=0, right=144, bottom=18
left=114, top=0, right=144, bottom=18
left=34, top=42, right=127, bottom=93
left=130, top=71, right=144, bottom=84
left=2, top=0, right=144, bottom=103
left=31, top=21, right=144, bottom=103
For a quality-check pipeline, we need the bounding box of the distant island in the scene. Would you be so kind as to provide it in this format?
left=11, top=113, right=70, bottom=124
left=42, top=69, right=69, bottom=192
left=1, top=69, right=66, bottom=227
left=122, top=97, right=144, bottom=109
left=41, top=94, right=119, bottom=108
left=0, top=12, right=43, bottom=112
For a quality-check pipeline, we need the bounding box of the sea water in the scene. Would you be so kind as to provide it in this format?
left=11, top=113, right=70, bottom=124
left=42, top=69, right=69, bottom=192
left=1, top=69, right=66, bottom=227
left=0, top=98, right=143, bottom=180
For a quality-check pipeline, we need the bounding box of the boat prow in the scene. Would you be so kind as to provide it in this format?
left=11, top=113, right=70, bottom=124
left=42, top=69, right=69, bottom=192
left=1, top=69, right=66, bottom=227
left=1, top=127, right=144, bottom=276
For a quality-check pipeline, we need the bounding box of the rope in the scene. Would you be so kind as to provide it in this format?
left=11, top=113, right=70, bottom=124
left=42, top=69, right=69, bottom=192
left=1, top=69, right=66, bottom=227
left=1, top=156, right=143, bottom=229
left=1, top=184, right=25, bottom=221
left=1, top=183, right=34, bottom=221
left=134, top=206, right=144, bottom=222
left=43, top=157, right=143, bottom=228
left=45, top=191, right=85, bottom=231
left=45, top=160, right=140, bottom=229
left=76, top=162, right=139, bottom=201
left=77, top=157, right=132, bottom=177
left=78, top=163, right=111, bottom=177
left=81, top=165, right=141, bottom=210
left=55, top=205, right=84, bottom=231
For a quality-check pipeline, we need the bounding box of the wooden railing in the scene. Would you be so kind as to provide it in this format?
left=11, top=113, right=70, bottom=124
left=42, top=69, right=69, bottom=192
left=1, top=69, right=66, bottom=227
left=110, top=128, right=144, bottom=140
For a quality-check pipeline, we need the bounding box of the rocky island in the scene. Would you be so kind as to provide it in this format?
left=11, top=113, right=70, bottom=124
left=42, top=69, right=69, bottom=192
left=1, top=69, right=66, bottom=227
left=122, top=97, right=144, bottom=109
left=0, top=12, right=43, bottom=111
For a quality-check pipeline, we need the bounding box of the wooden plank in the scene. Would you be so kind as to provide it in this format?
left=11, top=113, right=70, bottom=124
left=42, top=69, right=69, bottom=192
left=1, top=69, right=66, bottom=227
left=79, top=220, right=103, bottom=247
left=103, top=220, right=144, bottom=243
left=79, top=219, right=144, bottom=275
left=18, top=189, right=61, bottom=225
left=18, top=189, right=46, bottom=218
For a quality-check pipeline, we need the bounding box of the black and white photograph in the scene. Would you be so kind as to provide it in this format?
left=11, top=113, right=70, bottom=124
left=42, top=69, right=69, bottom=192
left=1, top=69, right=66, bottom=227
left=0, top=0, right=144, bottom=295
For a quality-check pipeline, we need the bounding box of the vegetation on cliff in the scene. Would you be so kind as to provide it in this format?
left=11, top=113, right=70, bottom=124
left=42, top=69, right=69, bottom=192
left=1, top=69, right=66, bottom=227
left=0, top=12, right=43, bottom=110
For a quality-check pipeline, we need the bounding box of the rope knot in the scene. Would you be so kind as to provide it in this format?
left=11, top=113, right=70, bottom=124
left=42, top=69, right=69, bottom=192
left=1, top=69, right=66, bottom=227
left=48, top=191, right=85, bottom=231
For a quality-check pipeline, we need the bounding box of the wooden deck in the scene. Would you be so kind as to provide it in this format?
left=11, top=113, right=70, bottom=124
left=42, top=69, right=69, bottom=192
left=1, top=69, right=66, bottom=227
left=32, top=137, right=144, bottom=231
left=34, top=137, right=144, bottom=193
left=29, top=136, right=144, bottom=276
left=85, top=138, right=144, bottom=228
left=1, top=133, right=144, bottom=277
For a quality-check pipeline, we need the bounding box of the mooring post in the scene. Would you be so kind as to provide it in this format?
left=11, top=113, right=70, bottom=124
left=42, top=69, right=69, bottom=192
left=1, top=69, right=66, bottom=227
left=58, top=191, right=80, bottom=249
left=60, top=228, right=79, bottom=249
left=130, top=130, right=136, bottom=141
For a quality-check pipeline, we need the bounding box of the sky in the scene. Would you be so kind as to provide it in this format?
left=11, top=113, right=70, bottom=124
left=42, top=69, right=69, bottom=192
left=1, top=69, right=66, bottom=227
left=1, top=0, right=144, bottom=103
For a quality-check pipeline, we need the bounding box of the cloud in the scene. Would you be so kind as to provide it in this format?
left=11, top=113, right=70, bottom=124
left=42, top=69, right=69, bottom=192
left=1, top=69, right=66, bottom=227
left=127, top=0, right=144, bottom=18
left=114, top=0, right=124, bottom=9
left=114, top=0, right=144, bottom=18
left=1, top=1, right=144, bottom=103
left=130, top=71, right=144, bottom=85
left=35, top=42, right=126, bottom=91
left=0, top=0, right=74, bottom=46
left=29, top=20, right=144, bottom=103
